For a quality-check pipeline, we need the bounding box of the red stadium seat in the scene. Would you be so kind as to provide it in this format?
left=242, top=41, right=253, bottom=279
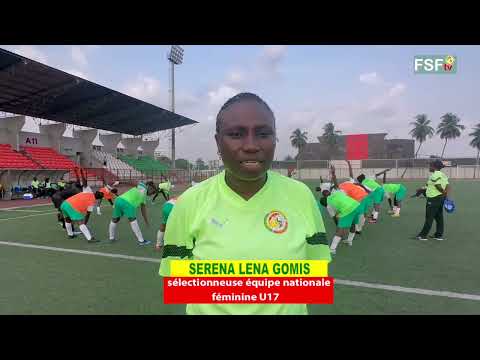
left=0, top=144, right=39, bottom=169
left=20, top=145, right=79, bottom=170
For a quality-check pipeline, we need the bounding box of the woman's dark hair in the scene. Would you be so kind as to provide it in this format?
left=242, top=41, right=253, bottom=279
left=431, top=159, right=445, bottom=170
left=215, top=92, right=275, bottom=133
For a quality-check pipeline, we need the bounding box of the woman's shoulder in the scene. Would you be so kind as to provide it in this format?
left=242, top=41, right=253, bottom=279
left=176, top=173, right=221, bottom=205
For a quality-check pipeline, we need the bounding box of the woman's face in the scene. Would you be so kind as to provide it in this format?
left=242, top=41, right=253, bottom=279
left=215, top=100, right=276, bottom=181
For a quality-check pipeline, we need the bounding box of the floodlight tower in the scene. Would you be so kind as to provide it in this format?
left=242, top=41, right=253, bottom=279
left=167, top=45, right=184, bottom=170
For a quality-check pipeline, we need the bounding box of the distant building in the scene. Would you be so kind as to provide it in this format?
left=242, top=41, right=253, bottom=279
left=297, top=133, right=414, bottom=160
left=208, top=159, right=222, bottom=170
left=154, top=149, right=168, bottom=160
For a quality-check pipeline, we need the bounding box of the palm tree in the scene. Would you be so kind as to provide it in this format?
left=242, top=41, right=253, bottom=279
left=290, top=129, right=308, bottom=156
left=437, top=113, right=465, bottom=158
left=469, top=123, right=480, bottom=178
left=409, top=114, right=435, bottom=158
left=320, top=122, right=342, bottom=160
left=400, top=115, right=435, bottom=178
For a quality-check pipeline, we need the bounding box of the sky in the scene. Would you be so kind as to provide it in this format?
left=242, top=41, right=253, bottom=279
left=1, top=45, right=479, bottom=161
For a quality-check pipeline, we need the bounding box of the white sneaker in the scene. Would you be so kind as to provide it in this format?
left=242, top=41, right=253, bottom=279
left=434, top=237, right=444, bottom=241
left=342, top=240, right=353, bottom=246
left=330, top=249, right=336, bottom=255
left=416, top=236, right=428, bottom=241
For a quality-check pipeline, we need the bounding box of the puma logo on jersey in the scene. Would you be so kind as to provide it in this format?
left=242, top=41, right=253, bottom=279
left=210, top=218, right=227, bottom=228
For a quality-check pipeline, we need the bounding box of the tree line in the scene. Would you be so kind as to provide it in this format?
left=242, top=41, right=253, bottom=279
left=288, top=114, right=480, bottom=167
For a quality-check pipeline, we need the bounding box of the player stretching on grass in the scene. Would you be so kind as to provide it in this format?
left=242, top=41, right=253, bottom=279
left=332, top=163, right=369, bottom=234
left=152, top=176, right=172, bottom=202
left=108, top=181, right=158, bottom=245
left=95, top=178, right=119, bottom=215
left=379, top=169, right=408, bottom=217
left=52, top=167, right=87, bottom=232
left=318, top=182, right=362, bottom=254
left=155, top=181, right=199, bottom=251
left=60, top=190, right=104, bottom=242
left=155, top=196, right=178, bottom=251
left=356, top=169, right=387, bottom=224
left=317, top=166, right=362, bottom=254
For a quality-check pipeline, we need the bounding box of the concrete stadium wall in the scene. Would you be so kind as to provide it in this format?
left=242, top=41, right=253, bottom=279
left=121, top=137, right=142, bottom=157
left=99, top=133, right=122, bottom=154
left=141, top=139, right=159, bottom=157
left=0, top=116, right=26, bottom=149
left=19, top=132, right=51, bottom=148
left=72, top=129, right=98, bottom=167
left=39, top=123, right=66, bottom=153
left=4, top=130, right=84, bottom=158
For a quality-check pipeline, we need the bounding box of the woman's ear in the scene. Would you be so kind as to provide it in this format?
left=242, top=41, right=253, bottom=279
left=215, top=134, right=221, bottom=156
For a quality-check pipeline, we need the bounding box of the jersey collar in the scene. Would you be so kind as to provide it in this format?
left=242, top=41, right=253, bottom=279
left=219, top=170, right=272, bottom=207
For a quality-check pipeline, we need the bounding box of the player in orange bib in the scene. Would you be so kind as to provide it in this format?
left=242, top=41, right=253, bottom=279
left=331, top=164, right=370, bottom=235
left=95, top=179, right=120, bottom=216
left=60, top=190, right=104, bottom=242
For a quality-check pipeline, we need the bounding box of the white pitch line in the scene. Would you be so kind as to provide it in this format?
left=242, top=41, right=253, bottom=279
left=0, top=209, right=47, bottom=213
left=0, top=211, right=58, bottom=221
left=0, top=240, right=479, bottom=302
left=0, top=203, right=53, bottom=211
left=334, top=279, right=480, bottom=301
left=0, top=241, right=161, bottom=263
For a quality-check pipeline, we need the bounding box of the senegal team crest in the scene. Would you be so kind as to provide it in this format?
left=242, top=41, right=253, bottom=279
left=264, top=210, right=288, bottom=234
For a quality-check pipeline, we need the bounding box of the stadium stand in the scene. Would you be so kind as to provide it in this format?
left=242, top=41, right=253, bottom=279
left=120, top=155, right=169, bottom=173
left=21, top=146, right=77, bottom=170
left=92, top=150, right=143, bottom=178
left=0, top=144, right=41, bottom=169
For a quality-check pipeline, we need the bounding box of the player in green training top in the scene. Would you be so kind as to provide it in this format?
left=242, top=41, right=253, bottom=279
left=356, top=170, right=387, bottom=224
left=158, top=92, right=331, bottom=315
left=379, top=169, right=407, bottom=217
left=152, top=176, right=173, bottom=202
left=108, top=181, right=157, bottom=245
left=155, top=197, right=178, bottom=251
left=415, top=159, right=450, bottom=241
left=317, top=169, right=362, bottom=255
left=156, top=181, right=199, bottom=251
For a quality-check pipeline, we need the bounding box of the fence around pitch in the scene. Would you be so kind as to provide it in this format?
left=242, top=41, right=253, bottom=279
left=74, top=160, right=480, bottom=187
left=288, top=159, right=480, bottom=180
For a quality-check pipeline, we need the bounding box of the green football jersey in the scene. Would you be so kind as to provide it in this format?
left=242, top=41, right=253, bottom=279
left=119, top=182, right=147, bottom=208
left=426, top=170, right=449, bottom=198
left=383, top=183, right=401, bottom=194
left=159, top=181, right=172, bottom=192
left=159, top=170, right=330, bottom=315
left=162, top=198, right=178, bottom=225
left=362, top=178, right=381, bottom=191
left=326, top=190, right=359, bottom=218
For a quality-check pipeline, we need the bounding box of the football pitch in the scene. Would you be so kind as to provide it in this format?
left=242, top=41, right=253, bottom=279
left=1, top=180, right=479, bottom=315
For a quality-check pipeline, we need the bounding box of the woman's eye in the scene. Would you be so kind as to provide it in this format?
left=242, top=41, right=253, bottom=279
left=258, top=132, right=272, bottom=138
left=228, top=132, right=242, bottom=138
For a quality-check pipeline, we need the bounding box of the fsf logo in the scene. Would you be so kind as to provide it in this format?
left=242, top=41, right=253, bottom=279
left=414, top=55, right=457, bottom=74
